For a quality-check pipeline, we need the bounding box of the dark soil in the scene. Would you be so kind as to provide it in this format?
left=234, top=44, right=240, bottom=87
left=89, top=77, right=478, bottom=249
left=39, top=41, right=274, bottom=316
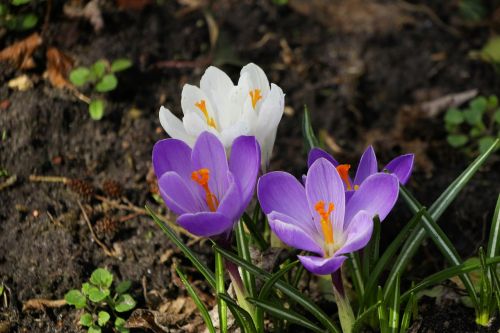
left=1, top=0, right=499, bottom=332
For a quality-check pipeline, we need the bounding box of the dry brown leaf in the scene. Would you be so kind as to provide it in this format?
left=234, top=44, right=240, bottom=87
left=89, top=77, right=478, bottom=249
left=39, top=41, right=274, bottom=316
left=44, top=47, right=74, bottom=89
left=22, top=298, right=66, bottom=311
left=420, top=89, right=478, bottom=118
left=0, top=33, right=42, bottom=70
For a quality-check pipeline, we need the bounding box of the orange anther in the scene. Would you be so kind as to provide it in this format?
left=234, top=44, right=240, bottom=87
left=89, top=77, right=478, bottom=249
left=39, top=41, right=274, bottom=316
left=191, top=168, right=219, bottom=212
left=195, top=100, right=217, bottom=129
left=314, top=200, right=335, bottom=244
left=336, top=164, right=353, bottom=190
left=249, top=89, right=262, bottom=109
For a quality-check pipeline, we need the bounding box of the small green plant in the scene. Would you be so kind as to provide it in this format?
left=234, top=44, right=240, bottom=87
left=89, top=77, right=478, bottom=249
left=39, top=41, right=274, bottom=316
left=64, top=268, right=136, bottom=333
left=69, top=58, right=132, bottom=120
left=444, top=95, right=500, bottom=155
left=0, top=0, right=38, bottom=31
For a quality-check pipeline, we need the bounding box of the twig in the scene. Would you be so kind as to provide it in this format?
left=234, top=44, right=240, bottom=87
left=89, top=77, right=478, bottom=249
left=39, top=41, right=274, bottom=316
left=22, top=298, right=66, bottom=311
left=29, top=175, right=69, bottom=183
left=0, top=175, right=17, bottom=191
left=77, top=200, right=118, bottom=257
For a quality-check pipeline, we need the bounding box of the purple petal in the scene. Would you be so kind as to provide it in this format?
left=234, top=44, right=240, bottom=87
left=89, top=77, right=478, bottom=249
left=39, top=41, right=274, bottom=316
left=383, top=154, right=414, bottom=185
left=305, top=158, right=345, bottom=236
left=191, top=132, right=230, bottom=199
left=268, top=211, right=323, bottom=255
left=152, top=139, right=192, bottom=180
left=158, top=172, right=204, bottom=215
left=217, top=173, right=244, bottom=222
left=257, top=171, right=312, bottom=224
left=344, top=173, right=399, bottom=228
left=354, top=146, right=378, bottom=186
left=336, top=211, right=374, bottom=256
left=178, top=212, right=234, bottom=237
left=298, top=254, right=347, bottom=275
left=307, top=148, right=339, bottom=168
left=229, top=136, right=261, bottom=208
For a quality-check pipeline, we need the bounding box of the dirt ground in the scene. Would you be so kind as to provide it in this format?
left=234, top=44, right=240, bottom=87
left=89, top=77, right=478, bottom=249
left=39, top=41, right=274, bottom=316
left=1, top=0, right=500, bottom=332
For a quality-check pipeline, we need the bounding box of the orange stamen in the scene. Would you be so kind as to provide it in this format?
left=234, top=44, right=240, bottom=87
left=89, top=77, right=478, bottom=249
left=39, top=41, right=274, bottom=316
left=314, top=200, right=335, bottom=244
left=195, top=100, right=217, bottom=129
left=336, top=164, right=352, bottom=190
left=249, top=89, right=262, bottom=109
left=191, top=168, right=219, bottom=212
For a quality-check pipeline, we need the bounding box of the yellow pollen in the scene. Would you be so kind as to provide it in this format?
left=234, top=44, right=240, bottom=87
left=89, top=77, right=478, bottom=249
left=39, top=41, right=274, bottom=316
left=195, top=100, right=217, bottom=129
left=354, top=184, right=360, bottom=190
left=314, top=200, right=335, bottom=244
left=249, top=89, right=262, bottom=109
left=336, top=164, right=353, bottom=190
left=191, top=168, right=219, bottom=212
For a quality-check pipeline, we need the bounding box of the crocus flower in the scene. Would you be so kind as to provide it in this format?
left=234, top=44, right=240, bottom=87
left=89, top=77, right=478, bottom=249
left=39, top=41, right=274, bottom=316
left=258, top=158, right=399, bottom=275
left=308, top=146, right=413, bottom=199
left=152, top=131, right=260, bottom=237
left=159, top=63, right=284, bottom=167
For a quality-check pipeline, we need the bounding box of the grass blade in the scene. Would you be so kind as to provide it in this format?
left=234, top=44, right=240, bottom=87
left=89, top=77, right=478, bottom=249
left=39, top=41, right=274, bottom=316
left=388, top=276, right=400, bottom=333
left=352, top=301, right=381, bottom=333
left=377, top=286, right=388, bottom=333
left=302, top=105, right=320, bottom=151
left=235, top=221, right=257, bottom=299
left=347, top=252, right=364, bottom=297
left=146, top=205, right=215, bottom=289
left=385, top=138, right=499, bottom=300
left=487, top=195, right=500, bottom=259
left=176, top=267, right=216, bottom=333
left=247, top=298, right=325, bottom=333
left=214, top=244, right=340, bottom=333
left=219, top=294, right=257, bottom=333
left=215, top=250, right=228, bottom=333
left=258, top=261, right=299, bottom=300
left=399, top=292, right=415, bottom=333
left=242, top=212, right=268, bottom=251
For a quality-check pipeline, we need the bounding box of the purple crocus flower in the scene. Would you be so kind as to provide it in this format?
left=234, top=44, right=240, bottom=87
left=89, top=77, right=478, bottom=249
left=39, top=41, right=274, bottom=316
left=152, top=131, right=260, bottom=237
left=258, top=158, right=399, bottom=275
left=308, top=146, right=413, bottom=199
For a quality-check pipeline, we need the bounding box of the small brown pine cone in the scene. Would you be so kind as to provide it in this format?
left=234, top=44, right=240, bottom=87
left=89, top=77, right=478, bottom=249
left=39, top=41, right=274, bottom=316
left=68, top=179, right=95, bottom=200
left=102, top=179, right=123, bottom=198
left=94, top=216, right=118, bottom=239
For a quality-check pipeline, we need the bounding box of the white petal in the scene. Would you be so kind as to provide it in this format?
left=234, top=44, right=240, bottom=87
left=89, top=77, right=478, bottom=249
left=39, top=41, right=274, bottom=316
left=159, top=106, right=196, bottom=146
left=240, top=63, right=270, bottom=97
left=256, top=83, right=285, bottom=139
left=181, top=84, right=219, bottom=127
left=220, top=121, right=251, bottom=148
left=200, top=66, right=234, bottom=108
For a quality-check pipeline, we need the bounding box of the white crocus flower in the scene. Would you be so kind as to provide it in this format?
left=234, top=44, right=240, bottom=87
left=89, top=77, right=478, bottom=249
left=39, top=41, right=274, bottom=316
left=159, top=63, right=285, bottom=168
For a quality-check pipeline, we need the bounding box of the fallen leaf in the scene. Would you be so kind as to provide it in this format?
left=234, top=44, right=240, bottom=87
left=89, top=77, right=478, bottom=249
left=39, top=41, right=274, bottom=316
left=22, top=298, right=66, bottom=311
left=44, top=47, right=74, bottom=89
left=8, top=75, right=33, bottom=91
left=420, top=89, right=478, bottom=118
left=126, top=309, right=177, bottom=333
left=0, top=33, right=42, bottom=69
left=64, top=0, right=104, bottom=32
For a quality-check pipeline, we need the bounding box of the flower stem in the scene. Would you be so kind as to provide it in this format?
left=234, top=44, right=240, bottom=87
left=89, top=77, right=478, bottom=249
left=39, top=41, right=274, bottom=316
left=331, top=270, right=355, bottom=333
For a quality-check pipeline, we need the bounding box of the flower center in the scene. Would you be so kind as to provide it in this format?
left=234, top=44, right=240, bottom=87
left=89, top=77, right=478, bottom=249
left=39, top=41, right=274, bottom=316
left=191, top=168, right=219, bottom=212
left=249, top=89, right=262, bottom=109
left=195, top=100, right=217, bottom=129
left=314, top=200, right=335, bottom=245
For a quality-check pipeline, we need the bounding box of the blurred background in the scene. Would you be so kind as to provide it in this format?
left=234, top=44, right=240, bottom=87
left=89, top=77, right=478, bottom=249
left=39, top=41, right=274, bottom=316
left=0, top=0, right=499, bottom=331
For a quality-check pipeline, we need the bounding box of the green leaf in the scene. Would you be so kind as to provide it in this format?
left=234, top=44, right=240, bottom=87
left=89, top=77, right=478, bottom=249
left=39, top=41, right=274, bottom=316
left=464, top=108, right=483, bottom=126
left=80, top=312, right=93, bottom=327
left=219, top=294, right=257, bottom=333
left=214, top=245, right=340, bottom=333
left=242, top=212, right=268, bottom=251
left=235, top=221, right=257, bottom=299
left=20, top=14, right=37, bottom=29
left=95, top=74, right=118, bottom=92
left=399, top=293, right=416, bottom=333
left=115, top=280, right=132, bottom=294
left=215, top=250, right=228, bottom=333
left=0, top=5, right=7, bottom=16
left=447, top=134, right=468, bottom=147
left=258, top=261, right=298, bottom=301
left=388, top=276, right=400, bottom=333
left=176, top=268, right=215, bottom=333
left=346, top=252, right=364, bottom=297
left=493, top=110, right=500, bottom=124
left=69, top=67, right=90, bottom=87
left=488, top=95, right=498, bottom=109
left=247, top=298, right=324, bottom=333
left=115, top=317, right=129, bottom=333
left=91, top=60, right=107, bottom=79
left=478, top=136, right=497, bottom=154
left=111, top=59, right=132, bottom=72
left=470, top=127, right=483, bottom=138
left=90, top=268, right=113, bottom=288
left=97, top=311, right=110, bottom=326
left=146, top=206, right=216, bottom=288
left=352, top=301, right=382, bottom=333
left=11, top=0, right=31, bottom=5
left=444, top=108, right=464, bottom=125
left=87, top=286, right=110, bottom=303
left=377, top=287, right=389, bottom=333
left=64, top=290, right=86, bottom=309
left=480, top=36, right=500, bottom=63
left=302, top=105, right=320, bottom=152
left=470, top=96, right=488, bottom=113
left=458, top=0, right=487, bottom=21
left=487, top=195, right=500, bottom=261
left=115, top=294, right=136, bottom=312
left=88, top=325, right=101, bottom=333
left=82, top=282, right=92, bottom=296
left=89, top=99, right=105, bottom=120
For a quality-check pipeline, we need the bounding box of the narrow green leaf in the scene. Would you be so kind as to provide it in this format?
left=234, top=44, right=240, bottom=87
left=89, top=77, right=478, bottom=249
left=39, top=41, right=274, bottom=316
left=215, top=250, right=228, bottom=333
left=347, top=252, right=364, bottom=297
left=80, top=312, right=93, bottom=327
left=302, top=105, right=320, bottom=151
left=242, top=212, right=268, bottom=251
left=115, top=294, right=136, bottom=312
left=377, top=287, right=388, bottom=333
left=111, top=59, right=133, bottom=72
left=64, top=290, right=86, bottom=309
left=90, top=268, right=113, bottom=288
left=214, top=245, right=340, bottom=333
left=352, top=301, right=381, bottom=333
left=388, top=276, right=400, bottom=333
left=247, top=298, right=325, bottom=333
left=291, top=264, right=305, bottom=288
left=146, top=205, right=215, bottom=289
left=95, top=74, right=118, bottom=92
left=235, top=221, right=257, bottom=299
left=258, top=261, right=299, bottom=300
left=97, top=311, right=110, bottom=326
left=363, top=217, right=381, bottom=279
left=219, top=294, right=257, bottom=333
left=399, top=292, right=415, bottom=333
left=176, top=267, right=215, bottom=333
left=89, top=99, right=105, bottom=120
